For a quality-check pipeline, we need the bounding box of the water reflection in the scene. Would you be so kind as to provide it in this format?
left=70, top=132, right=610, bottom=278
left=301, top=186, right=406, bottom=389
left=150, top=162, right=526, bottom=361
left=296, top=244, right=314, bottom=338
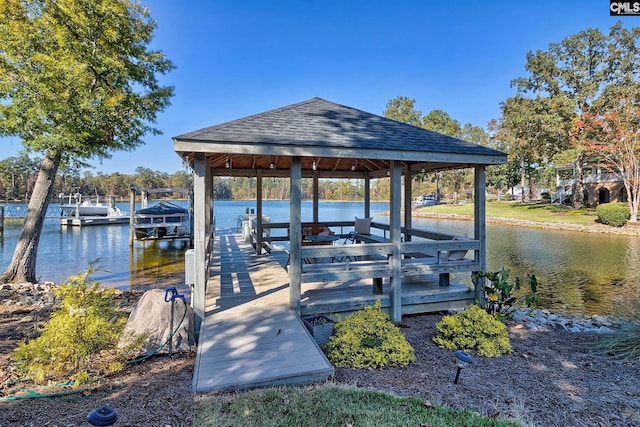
left=413, top=217, right=640, bottom=316
left=2, top=201, right=640, bottom=316
left=128, top=240, right=189, bottom=294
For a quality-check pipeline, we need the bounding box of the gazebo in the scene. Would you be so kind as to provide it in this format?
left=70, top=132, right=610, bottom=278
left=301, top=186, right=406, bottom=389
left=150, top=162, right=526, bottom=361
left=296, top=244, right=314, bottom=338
left=173, top=97, right=507, bottom=331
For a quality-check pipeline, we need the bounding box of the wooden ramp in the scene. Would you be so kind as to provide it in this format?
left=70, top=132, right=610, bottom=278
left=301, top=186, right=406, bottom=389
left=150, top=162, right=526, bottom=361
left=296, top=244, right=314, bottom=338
left=193, top=230, right=334, bottom=392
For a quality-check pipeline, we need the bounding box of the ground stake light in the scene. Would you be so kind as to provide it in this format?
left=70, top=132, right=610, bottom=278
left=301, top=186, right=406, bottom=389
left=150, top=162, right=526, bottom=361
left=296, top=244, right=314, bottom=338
left=453, top=350, right=472, bottom=384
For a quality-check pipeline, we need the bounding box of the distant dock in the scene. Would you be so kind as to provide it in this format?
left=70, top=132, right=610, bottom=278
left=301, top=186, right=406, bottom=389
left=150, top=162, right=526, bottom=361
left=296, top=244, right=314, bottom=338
left=60, top=215, right=130, bottom=227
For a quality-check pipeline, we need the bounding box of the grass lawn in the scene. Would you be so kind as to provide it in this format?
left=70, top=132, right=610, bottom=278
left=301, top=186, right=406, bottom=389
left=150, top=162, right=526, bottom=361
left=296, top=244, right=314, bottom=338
left=420, top=201, right=598, bottom=226
left=195, top=385, right=517, bottom=427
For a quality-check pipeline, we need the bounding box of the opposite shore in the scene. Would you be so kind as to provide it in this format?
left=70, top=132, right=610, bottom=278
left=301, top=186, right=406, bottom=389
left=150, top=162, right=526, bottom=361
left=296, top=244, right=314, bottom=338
left=412, top=209, right=640, bottom=236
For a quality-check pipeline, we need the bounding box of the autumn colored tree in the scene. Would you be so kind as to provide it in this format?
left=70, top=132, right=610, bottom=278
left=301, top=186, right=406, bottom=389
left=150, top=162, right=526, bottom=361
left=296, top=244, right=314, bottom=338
left=510, top=22, right=640, bottom=208
left=0, top=0, right=174, bottom=283
left=576, top=86, right=640, bottom=221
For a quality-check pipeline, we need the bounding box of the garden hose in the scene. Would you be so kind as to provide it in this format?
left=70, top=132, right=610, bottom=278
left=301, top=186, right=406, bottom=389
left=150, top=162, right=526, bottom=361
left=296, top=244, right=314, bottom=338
left=1, top=287, right=188, bottom=401
left=128, top=287, right=188, bottom=364
left=0, top=381, right=127, bottom=402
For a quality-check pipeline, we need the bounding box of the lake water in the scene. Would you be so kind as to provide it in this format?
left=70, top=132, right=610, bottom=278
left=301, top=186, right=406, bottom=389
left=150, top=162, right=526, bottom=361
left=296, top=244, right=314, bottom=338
left=1, top=200, right=637, bottom=316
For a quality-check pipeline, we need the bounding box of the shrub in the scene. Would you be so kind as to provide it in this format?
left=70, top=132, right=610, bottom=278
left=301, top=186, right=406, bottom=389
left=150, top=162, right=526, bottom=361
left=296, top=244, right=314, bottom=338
left=596, top=202, right=630, bottom=227
left=540, top=192, right=551, bottom=203
left=432, top=305, right=511, bottom=357
left=473, top=268, right=539, bottom=320
left=324, top=300, right=415, bottom=368
left=596, top=283, right=640, bottom=361
left=12, top=266, right=129, bottom=384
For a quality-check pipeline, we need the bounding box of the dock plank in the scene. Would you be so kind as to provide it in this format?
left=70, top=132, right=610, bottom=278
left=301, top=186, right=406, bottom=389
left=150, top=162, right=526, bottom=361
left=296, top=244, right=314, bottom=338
left=193, top=231, right=334, bottom=392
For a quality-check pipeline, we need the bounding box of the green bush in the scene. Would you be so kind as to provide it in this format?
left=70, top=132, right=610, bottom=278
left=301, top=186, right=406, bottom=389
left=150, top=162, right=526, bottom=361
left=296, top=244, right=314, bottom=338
left=596, top=202, right=630, bottom=227
left=540, top=192, right=551, bottom=203
left=473, top=268, right=539, bottom=320
left=596, top=283, right=640, bottom=361
left=12, top=267, right=129, bottom=384
left=432, top=305, right=511, bottom=357
left=324, top=300, right=415, bottom=368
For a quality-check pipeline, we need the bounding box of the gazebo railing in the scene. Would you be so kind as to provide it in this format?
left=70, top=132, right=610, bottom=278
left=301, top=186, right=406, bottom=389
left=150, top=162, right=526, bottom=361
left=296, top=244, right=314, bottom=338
left=248, top=219, right=480, bottom=287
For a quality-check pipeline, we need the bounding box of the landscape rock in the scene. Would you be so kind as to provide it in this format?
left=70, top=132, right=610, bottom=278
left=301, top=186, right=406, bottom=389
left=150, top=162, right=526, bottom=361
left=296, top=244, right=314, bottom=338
left=119, top=289, right=196, bottom=356
left=0, top=282, right=58, bottom=307
left=510, top=308, right=619, bottom=334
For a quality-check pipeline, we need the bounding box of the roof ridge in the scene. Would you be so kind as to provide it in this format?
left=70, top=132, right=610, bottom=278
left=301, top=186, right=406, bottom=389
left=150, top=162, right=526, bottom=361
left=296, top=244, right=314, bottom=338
left=183, top=98, right=326, bottom=138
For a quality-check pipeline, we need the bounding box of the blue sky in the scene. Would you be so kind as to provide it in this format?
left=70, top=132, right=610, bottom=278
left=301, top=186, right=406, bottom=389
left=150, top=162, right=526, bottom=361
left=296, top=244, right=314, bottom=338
left=1, top=0, right=637, bottom=174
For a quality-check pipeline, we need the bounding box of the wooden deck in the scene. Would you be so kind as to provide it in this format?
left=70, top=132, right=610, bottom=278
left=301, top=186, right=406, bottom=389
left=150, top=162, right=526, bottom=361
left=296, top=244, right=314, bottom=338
left=193, top=230, right=334, bottom=392
left=193, top=230, right=474, bottom=392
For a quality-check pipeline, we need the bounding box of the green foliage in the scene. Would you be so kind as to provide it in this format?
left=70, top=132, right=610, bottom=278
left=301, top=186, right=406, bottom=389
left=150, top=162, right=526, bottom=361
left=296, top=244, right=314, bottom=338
left=540, top=192, right=551, bottom=203
left=324, top=301, right=415, bottom=368
left=195, top=385, right=519, bottom=427
left=0, top=0, right=174, bottom=159
left=596, top=322, right=640, bottom=361
left=596, top=202, right=630, bottom=227
left=596, top=283, right=640, bottom=361
left=12, top=266, right=129, bottom=383
left=433, top=305, right=511, bottom=357
left=473, top=268, right=539, bottom=320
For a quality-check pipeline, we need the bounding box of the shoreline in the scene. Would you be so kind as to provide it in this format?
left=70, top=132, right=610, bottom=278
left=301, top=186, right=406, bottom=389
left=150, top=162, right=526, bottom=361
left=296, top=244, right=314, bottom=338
left=412, top=210, right=640, bottom=236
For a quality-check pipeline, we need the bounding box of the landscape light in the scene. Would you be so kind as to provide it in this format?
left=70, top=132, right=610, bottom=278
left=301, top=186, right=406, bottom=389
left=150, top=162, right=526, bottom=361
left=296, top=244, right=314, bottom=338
left=453, top=350, right=473, bottom=384
left=312, top=161, right=317, bottom=171
left=225, top=158, right=230, bottom=168
left=270, top=161, right=275, bottom=170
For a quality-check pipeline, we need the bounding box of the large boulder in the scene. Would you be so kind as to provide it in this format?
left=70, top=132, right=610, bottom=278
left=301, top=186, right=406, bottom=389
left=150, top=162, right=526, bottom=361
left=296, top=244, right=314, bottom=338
left=119, top=289, right=195, bottom=356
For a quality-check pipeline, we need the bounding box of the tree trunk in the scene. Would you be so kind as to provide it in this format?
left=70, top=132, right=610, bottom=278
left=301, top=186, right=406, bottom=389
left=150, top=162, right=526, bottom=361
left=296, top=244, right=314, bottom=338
left=572, top=153, right=585, bottom=209
left=520, top=157, right=526, bottom=202
left=0, top=149, right=61, bottom=284
left=627, top=178, right=639, bottom=222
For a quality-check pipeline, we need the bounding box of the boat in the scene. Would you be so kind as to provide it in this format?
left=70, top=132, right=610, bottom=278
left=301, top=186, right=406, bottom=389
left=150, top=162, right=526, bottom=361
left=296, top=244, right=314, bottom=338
left=59, top=193, right=126, bottom=218
left=133, top=201, right=191, bottom=240
left=412, top=194, right=436, bottom=208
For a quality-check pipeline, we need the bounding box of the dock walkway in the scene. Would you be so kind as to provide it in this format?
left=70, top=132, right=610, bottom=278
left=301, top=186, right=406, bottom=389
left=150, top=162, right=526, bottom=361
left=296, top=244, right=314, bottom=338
left=193, top=230, right=334, bottom=392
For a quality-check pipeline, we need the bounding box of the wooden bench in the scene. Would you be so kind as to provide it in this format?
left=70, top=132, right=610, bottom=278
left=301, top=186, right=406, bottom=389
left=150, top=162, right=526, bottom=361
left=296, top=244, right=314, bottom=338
left=355, top=233, right=389, bottom=244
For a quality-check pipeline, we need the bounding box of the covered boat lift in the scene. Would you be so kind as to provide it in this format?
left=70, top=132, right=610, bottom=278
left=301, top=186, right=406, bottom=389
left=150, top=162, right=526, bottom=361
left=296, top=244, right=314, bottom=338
left=173, top=97, right=507, bottom=332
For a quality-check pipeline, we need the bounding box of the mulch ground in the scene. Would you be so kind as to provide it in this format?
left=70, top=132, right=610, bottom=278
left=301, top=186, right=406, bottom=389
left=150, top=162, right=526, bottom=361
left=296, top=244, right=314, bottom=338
left=1, top=303, right=639, bottom=427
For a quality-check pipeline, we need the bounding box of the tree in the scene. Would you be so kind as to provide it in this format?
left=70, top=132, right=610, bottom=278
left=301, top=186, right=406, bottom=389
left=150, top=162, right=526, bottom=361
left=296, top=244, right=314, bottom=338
left=0, top=151, right=41, bottom=200
left=422, top=109, right=462, bottom=136
left=577, top=85, right=640, bottom=221
left=0, top=0, right=174, bottom=283
left=383, top=96, right=422, bottom=126
left=510, top=22, right=640, bottom=208
left=383, top=97, right=487, bottom=202
left=494, top=96, right=574, bottom=201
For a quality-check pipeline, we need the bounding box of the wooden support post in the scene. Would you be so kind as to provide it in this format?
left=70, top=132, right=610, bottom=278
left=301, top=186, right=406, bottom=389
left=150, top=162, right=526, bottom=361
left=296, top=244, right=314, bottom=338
left=129, top=188, right=135, bottom=246
left=439, top=273, right=450, bottom=287
left=473, top=165, right=487, bottom=303
left=312, top=170, right=319, bottom=224
left=192, top=155, right=208, bottom=339
left=373, top=278, right=383, bottom=295
left=256, top=173, right=263, bottom=255
left=389, top=160, right=402, bottom=322
left=403, top=165, right=412, bottom=242
left=364, top=172, right=371, bottom=219
left=289, top=157, right=302, bottom=313
left=256, top=170, right=263, bottom=253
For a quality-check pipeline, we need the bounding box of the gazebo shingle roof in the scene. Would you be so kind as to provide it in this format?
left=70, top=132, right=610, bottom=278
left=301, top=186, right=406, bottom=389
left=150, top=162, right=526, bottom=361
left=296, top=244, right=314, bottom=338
left=177, top=97, right=499, bottom=154
left=173, top=97, right=506, bottom=174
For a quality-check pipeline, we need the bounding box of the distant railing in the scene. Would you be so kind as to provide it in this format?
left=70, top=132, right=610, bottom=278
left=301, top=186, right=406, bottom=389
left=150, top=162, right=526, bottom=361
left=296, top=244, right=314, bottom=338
left=0, top=205, right=63, bottom=218
left=557, top=172, right=621, bottom=187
